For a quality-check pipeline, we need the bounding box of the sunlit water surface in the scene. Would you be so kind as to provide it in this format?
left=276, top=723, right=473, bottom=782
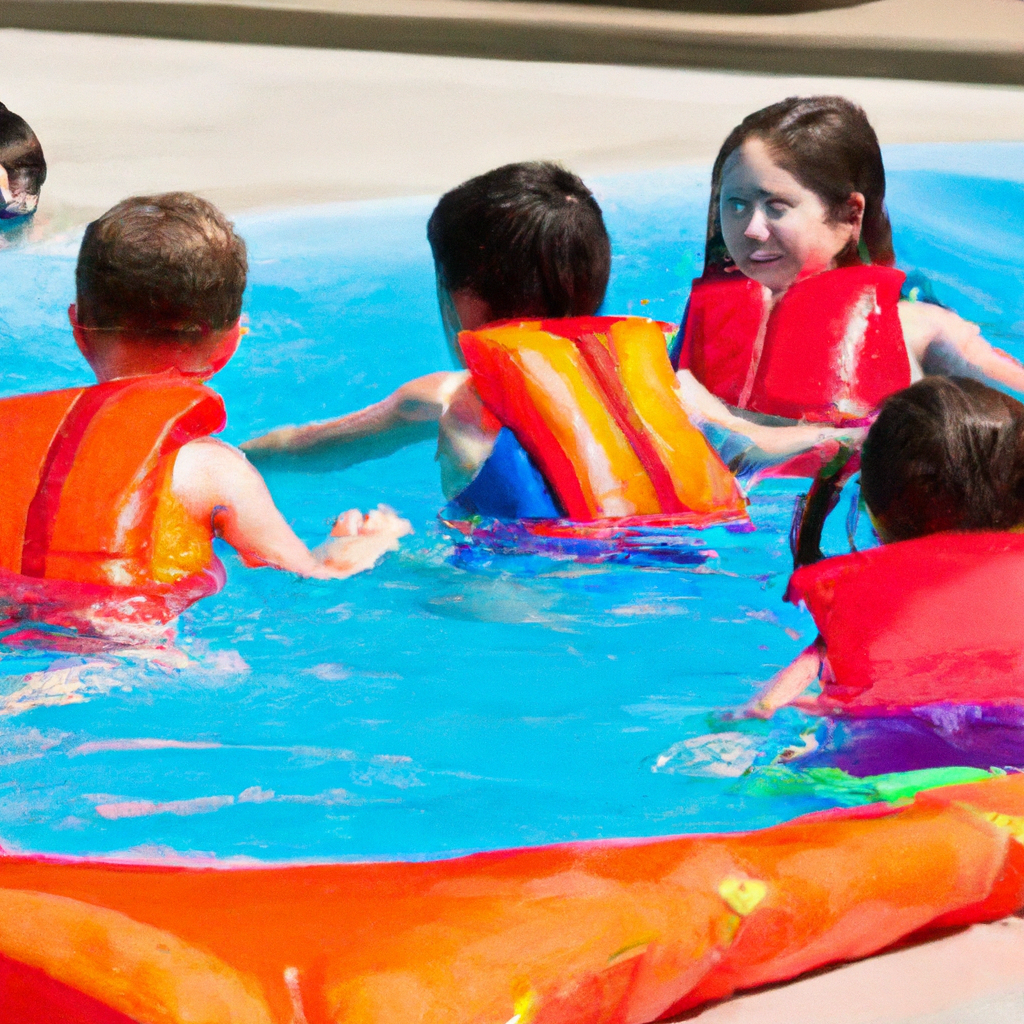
left=0, top=144, right=1021, bottom=862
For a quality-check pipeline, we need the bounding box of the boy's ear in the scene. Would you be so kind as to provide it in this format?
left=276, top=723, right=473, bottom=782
left=203, top=320, right=243, bottom=378
left=450, top=289, right=495, bottom=333
left=68, top=304, right=92, bottom=360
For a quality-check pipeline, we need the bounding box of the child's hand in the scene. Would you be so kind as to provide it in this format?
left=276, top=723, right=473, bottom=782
left=738, top=639, right=826, bottom=720
left=736, top=698, right=777, bottom=720
left=831, top=425, right=869, bottom=447
left=313, top=505, right=413, bottom=578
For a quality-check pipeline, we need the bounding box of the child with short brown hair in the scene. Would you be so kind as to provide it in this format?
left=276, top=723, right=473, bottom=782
left=0, top=192, right=409, bottom=639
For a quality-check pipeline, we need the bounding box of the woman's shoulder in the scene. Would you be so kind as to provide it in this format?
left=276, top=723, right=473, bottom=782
left=898, top=298, right=963, bottom=356
left=899, top=298, right=977, bottom=349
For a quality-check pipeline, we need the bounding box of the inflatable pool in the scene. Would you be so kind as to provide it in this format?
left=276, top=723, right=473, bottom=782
left=0, top=143, right=1022, bottom=1015
left=2, top=771, right=1023, bottom=1024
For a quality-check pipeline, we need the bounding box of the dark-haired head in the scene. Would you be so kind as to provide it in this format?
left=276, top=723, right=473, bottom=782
left=0, top=102, right=46, bottom=219
left=861, top=377, right=1024, bottom=542
left=704, top=96, right=894, bottom=277
left=427, top=162, right=610, bottom=328
left=75, top=192, right=247, bottom=341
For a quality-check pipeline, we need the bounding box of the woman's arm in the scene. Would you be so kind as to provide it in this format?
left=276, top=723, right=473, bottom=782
left=674, top=370, right=866, bottom=465
left=900, top=301, right=1024, bottom=396
left=241, top=371, right=467, bottom=468
left=744, top=638, right=825, bottom=718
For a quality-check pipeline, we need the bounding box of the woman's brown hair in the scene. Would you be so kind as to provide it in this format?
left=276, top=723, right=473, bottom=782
left=703, top=95, right=895, bottom=275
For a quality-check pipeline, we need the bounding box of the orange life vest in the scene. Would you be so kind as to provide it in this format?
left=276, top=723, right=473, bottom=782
left=678, top=265, right=911, bottom=424
left=0, top=773, right=1021, bottom=1024
left=788, top=531, right=1024, bottom=712
left=458, top=316, right=747, bottom=522
left=0, top=373, right=227, bottom=632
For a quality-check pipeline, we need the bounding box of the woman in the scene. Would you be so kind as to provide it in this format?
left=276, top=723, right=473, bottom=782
left=673, top=95, right=1024, bottom=480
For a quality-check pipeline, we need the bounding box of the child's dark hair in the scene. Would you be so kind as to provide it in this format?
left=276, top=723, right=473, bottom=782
left=704, top=96, right=894, bottom=275
left=0, top=102, right=46, bottom=205
left=76, top=192, right=247, bottom=338
left=861, top=377, right=1024, bottom=541
left=427, top=162, right=610, bottom=320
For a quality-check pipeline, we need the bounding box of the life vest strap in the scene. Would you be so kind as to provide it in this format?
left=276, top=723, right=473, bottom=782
left=20, top=379, right=134, bottom=578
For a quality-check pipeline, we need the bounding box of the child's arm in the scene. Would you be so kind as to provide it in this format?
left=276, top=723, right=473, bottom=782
left=744, top=638, right=825, bottom=718
left=240, top=371, right=467, bottom=467
left=675, top=370, right=867, bottom=463
left=437, top=378, right=502, bottom=500
left=173, top=438, right=411, bottom=579
left=900, top=301, right=1024, bottom=396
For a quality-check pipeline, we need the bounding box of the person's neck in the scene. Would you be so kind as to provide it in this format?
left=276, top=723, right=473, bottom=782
left=89, top=347, right=194, bottom=383
left=83, top=333, right=227, bottom=383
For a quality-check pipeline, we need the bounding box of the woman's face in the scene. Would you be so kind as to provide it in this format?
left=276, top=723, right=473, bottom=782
left=719, top=137, right=863, bottom=294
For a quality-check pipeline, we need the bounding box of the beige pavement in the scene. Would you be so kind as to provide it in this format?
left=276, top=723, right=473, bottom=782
left=2, top=27, right=1024, bottom=220
left=689, top=916, right=1024, bottom=1022
left=0, top=0, right=1023, bottom=84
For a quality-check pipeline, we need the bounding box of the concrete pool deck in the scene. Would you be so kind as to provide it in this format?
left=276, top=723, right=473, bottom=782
left=689, top=916, right=1024, bottom=1023
left=3, top=26, right=1024, bottom=220
left=1, top=16, right=1024, bottom=1024
left=0, top=0, right=1022, bottom=85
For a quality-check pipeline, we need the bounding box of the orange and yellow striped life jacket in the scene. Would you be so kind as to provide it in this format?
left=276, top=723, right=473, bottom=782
left=459, top=316, right=747, bottom=523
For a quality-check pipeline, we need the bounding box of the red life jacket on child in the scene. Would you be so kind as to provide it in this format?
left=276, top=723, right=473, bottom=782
left=787, top=532, right=1024, bottom=712
left=0, top=373, right=227, bottom=635
left=459, top=316, right=747, bottom=523
left=678, top=265, right=911, bottom=424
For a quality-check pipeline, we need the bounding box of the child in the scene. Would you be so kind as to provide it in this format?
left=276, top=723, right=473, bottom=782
left=0, top=192, right=410, bottom=640
left=244, top=163, right=612, bottom=510
left=0, top=102, right=46, bottom=220
left=749, top=376, right=1024, bottom=717
left=674, top=96, right=1024, bottom=449
left=244, top=162, right=858, bottom=514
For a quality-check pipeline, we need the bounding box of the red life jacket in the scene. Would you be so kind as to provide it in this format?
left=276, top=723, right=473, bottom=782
left=0, top=373, right=227, bottom=634
left=787, top=532, right=1024, bottom=712
left=678, top=265, right=911, bottom=424
left=459, top=316, right=747, bottom=522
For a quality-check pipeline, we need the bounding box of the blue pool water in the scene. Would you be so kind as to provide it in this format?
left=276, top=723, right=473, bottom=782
left=0, top=144, right=1021, bottom=863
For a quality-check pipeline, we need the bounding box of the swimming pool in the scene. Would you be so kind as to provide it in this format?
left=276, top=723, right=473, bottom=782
left=0, top=143, right=1021, bottom=863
